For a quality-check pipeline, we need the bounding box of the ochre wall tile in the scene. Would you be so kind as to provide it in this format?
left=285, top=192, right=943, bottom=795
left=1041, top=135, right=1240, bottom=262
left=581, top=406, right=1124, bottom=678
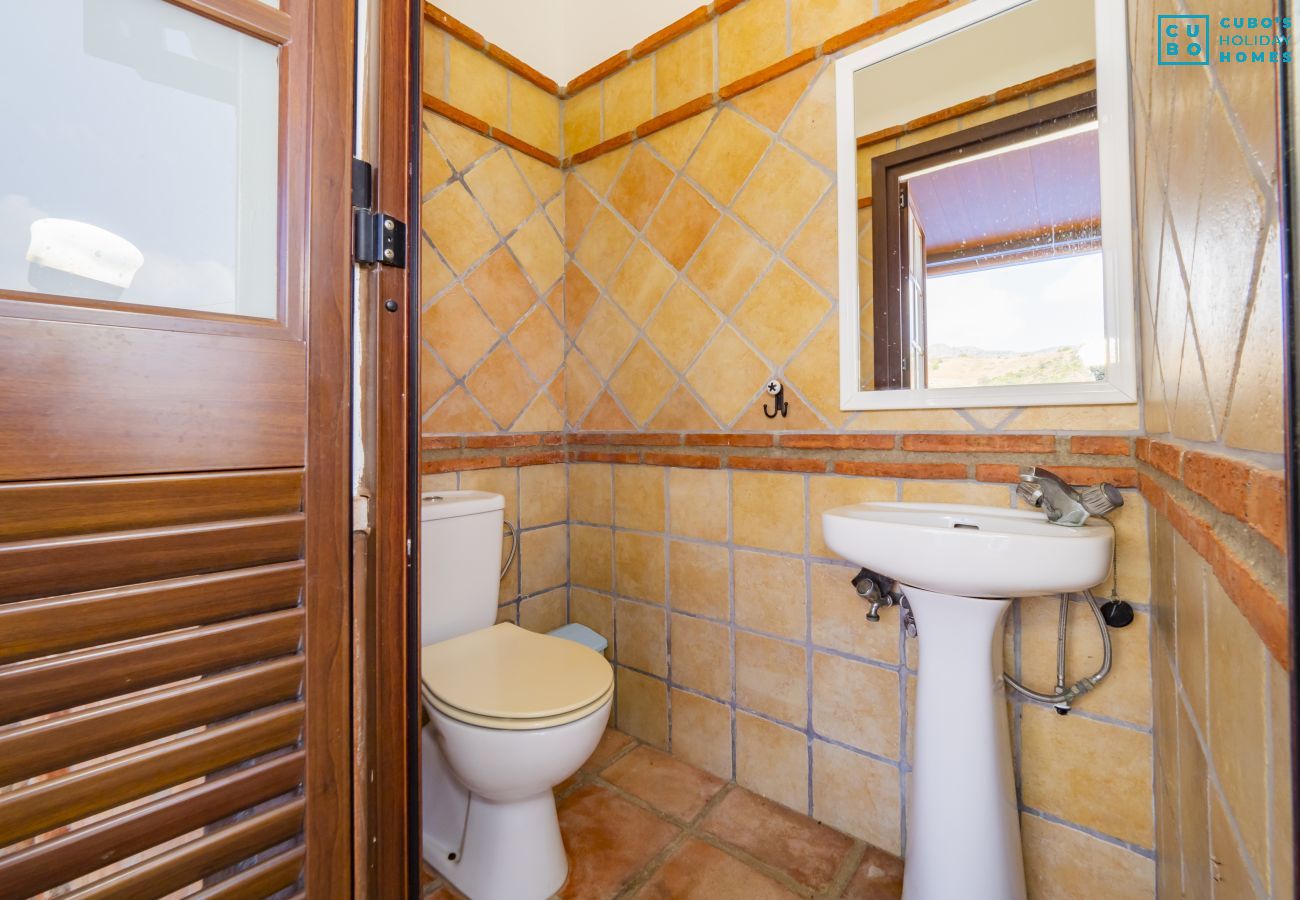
left=734, top=551, right=807, bottom=640
left=655, top=27, right=715, bottom=114
left=447, top=39, right=508, bottom=130
left=735, top=631, right=807, bottom=725
left=617, top=667, right=669, bottom=747
left=668, top=468, right=729, bottom=541
left=732, top=471, right=806, bottom=553
left=811, top=740, right=901, bottom=854
left=616, top=599, right=668, bottom=677
left=510, top=74, right=562, bottom=158
left=604, top=57, right=654, bottom=138
left=564, top=85, right=602, bottom=157
left=668, top=540, right=731, bottom=620
left=614, top=463, right=666, bottom=532
left=1020, top=813, right=1155, bottom=900
left=1019, top=705, right=1154, bottom=849
left=735, top=710, right=808, bottom=812
left=812, top=652, right=899, bottom=759
left=671, top=689, right=733, bottom=779
left=717, top=0, right=788, bottom=87
left=614, top=531, right=666, bottom=603
left=671, top=613, right=733, bottom=699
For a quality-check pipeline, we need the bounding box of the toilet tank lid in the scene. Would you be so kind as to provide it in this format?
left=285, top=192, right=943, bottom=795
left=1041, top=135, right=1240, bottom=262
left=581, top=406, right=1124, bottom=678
left=420, top=490, right=504, bottom=521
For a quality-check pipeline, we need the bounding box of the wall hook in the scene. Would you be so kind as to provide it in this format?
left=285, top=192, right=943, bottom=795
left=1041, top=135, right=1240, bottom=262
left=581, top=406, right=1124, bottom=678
left=763, top=379, right=789, bottom=418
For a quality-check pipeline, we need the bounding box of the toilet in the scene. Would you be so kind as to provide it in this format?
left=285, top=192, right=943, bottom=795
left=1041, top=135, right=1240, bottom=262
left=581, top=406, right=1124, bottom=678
left=418, top=491, right=613, bottom=900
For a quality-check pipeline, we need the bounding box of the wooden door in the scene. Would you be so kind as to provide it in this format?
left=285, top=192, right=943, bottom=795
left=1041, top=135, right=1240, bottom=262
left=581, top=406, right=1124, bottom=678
left=0, top=0, right=355, bottom=896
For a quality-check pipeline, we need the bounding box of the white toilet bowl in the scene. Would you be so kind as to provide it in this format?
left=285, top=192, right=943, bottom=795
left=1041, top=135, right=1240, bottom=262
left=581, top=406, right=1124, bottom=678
left=420, top=622, right=614, bottom=900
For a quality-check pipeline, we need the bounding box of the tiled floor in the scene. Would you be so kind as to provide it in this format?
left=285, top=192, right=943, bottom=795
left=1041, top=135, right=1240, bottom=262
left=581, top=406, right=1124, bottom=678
left=422, top=728, right=904, bottom=899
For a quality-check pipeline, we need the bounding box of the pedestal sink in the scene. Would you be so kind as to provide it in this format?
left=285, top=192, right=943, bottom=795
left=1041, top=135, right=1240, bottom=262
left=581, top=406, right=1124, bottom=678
left=822, top=502, right=1113, bottom=900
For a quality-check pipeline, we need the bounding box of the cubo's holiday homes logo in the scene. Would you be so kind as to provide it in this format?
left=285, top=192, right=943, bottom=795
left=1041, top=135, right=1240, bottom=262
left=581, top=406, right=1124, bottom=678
left=1158, top=14, right=1293, bottom=66
left=1158, top=14, right=1209, bottom=64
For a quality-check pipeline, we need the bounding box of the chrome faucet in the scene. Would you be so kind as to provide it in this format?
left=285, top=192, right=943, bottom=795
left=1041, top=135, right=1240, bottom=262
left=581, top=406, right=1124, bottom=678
left=1017, top=466, right=1123, bottom=526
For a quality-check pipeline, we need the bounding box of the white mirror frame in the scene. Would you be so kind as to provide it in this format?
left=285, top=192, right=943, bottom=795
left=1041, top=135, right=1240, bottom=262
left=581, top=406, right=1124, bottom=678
left=835, top=0, right=1137, bottom=411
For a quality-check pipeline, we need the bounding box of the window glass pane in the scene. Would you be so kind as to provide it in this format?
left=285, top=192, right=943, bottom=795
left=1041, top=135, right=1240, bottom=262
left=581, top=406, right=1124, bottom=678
left=0, top=0, right=279, bottom=318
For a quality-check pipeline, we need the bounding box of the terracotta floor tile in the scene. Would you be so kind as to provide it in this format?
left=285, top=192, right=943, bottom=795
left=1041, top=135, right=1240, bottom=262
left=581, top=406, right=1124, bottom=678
left=701, top=787, right=855, bottom=892
left=631, top=838, right=801, bottom=899
left=581, top=728, right=637, bottom=773
left=557, top=784, right=680, bottom=899
left=840, top=846, right=904, bottom=899
left=601, top=745, right=727, bottom=821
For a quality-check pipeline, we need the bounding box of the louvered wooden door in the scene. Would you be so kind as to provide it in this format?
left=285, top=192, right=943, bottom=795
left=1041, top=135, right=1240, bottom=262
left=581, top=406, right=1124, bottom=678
left=0, top=0, right=354, bottom=896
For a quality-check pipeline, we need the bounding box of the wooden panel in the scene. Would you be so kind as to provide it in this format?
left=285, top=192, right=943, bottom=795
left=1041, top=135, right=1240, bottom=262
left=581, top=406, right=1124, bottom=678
left=0, top=319, right=307, bottom=482
left=67, top=799, right=305, bottom=900
left=162, top=0, right=293, bottom=44
left=0, top=609, right=303, bottom=726
left=0, top=515, right=304, bottom=604
left=0, top=562, right=304, bottom=664
left=0, top=752, right=303, bottom=899
left=0, top=469, right=303, bottom=542
left=0, top=703, right=302, bottom=848
left=0, top=656, right=303, bottom=785
left=190, top=846, right=305, bottom=899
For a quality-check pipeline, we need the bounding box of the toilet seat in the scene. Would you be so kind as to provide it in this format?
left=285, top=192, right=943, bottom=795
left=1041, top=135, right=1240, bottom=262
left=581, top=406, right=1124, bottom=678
left=420, top=622, right=614, bottom=731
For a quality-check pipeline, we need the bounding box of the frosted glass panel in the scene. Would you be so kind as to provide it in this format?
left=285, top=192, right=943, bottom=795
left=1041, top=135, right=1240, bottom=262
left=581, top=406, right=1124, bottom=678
left=0, top=0, right=280, bottom=317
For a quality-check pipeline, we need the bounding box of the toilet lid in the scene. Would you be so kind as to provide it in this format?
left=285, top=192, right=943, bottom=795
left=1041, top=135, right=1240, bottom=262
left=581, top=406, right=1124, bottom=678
left=420, top=623, right=614, bottom=721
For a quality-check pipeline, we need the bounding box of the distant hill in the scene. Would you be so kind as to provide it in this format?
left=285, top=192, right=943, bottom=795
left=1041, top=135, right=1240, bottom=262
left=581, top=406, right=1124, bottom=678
left=927, top=344, right=1100, bottom=388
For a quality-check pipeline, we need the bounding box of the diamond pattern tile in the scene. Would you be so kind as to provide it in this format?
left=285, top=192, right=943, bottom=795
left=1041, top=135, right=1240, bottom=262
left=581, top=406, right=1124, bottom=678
left=645, top=282, right=721, bottom=372
left=645, top=181, right=721, bottom=269
left=609, top=341, right=677, bottom=425
left=419, top=116, right=564, bottom=436
left=686, top=109, right=772, bottom=205
left=464, top=247, right=536, bottom=331
left=686, top=327, right=770, bottom=425
left=609, top=242, right=676, bottom=326
left=609, top=145, right=675, bottom=230
left=734, top=262, right=830, bottom=364
left=733, top=144, right=831, bottom=248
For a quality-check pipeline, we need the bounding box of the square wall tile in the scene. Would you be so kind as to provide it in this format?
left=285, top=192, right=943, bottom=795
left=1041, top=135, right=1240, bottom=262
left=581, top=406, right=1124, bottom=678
left=520, top=463, right=566, bottom=528
left=520, top=588, right=566, bottom=633
left=615, top=532, right=666, bottom=603
left=669, top=468, right=730, bottom=541
left=736, top=710, right=809, bottom=813
left=571, top=588, right=614, bottom=657
left=736, top=631, right=807, bottom=726
left=1019, top=704, right=1154, bottom=848
left=671, top=613, right=733, bottom=700
left=570, top=462, right=613, bottom=524
left=570, top=524, right=613, bottom=591
left=616, top=667, right=669, bottom=748
left=670, top=689, right=733, bottom=780
left=1020, top=813, right=1155, bottom=900
left=521, top=524, right=567, bottom=595
left=812, top=652, right=900, bottom=759
left=732, top=471, right=806, bottom=554
left=734, top=551, right=807, bottom=641
left=614, top=464, right=666, bottom=532
left=668, top=540, right=731, bottom=620
left=811, top=740, right=901, bottom=854
left=810, top=563, right=900, bottom=664
left=616, top=599, right=668, bottom=677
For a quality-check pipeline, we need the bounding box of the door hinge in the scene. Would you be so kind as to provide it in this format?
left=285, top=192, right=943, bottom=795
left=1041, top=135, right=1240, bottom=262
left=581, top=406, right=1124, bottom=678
left=352, top=157, right=407, bottom=268
left=899, top=184, right=908, bottom=210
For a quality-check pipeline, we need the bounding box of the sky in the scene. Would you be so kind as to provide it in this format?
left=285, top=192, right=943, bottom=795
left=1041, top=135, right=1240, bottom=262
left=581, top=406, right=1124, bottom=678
left=924, top=252, right=1107, bottom=366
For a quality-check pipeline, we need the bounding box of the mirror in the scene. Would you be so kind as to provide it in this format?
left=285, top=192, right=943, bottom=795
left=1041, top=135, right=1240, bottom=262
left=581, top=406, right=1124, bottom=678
left=835, top=0, right=1136, bottom=410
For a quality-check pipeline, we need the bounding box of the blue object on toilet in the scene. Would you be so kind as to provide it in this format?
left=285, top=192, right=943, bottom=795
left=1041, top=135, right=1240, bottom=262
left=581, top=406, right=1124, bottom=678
left=547, top=622, right=608, bottom=654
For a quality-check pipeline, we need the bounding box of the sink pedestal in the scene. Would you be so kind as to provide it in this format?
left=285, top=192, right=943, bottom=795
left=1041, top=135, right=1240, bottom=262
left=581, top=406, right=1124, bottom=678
left=902, top=586, right=1026, bottom=900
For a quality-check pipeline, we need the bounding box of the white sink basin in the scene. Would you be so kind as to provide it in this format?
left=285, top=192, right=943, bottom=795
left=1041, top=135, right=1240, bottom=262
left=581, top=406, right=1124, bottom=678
left=821, top=501, right=1116, bottom=900
left=823, top=502, right=1112, bottom=598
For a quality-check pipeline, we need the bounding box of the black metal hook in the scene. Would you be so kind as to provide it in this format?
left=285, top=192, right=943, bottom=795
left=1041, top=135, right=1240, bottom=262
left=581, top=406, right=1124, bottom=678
left=763, top=379, right=789, bottom=418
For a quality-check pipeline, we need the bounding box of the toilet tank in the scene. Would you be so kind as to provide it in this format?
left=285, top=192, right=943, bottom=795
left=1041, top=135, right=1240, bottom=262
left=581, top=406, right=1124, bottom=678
left=419, top=490, right=505, bottom=647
